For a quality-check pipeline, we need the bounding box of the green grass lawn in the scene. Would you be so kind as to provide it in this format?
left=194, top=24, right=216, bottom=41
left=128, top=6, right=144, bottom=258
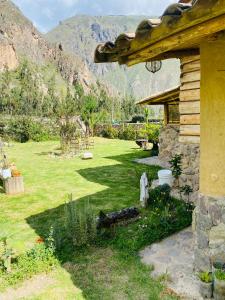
left=0, top=138, right=180, bottom=300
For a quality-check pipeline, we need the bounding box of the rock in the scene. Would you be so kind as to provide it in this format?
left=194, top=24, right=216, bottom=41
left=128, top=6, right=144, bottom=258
left=196, top=211, right=212, bottom=231
left=194, top=248, right=211, bottom=271
left=82, top=152, right=93, bottom=160
left=209, top=204, right=222, bottom=226
left=209, top=223, right=225, bottom=248
left=196, top=228, right=209, bottom=249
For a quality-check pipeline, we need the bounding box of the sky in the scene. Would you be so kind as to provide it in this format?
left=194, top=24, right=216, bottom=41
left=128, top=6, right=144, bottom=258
left=12, top=0, right=175, bottom=33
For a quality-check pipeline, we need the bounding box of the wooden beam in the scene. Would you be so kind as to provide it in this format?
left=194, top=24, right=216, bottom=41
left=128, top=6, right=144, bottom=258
left=179, top=101, right=200, bottom=114
left=180, top=125, right=200, bottom=136
left=181, top=70, right=201, bottom=83
left=181, top=55, right=200, bottom=65
left=180, top=81, right=200, bottom=90
left=181, top=60, right=200, bottom=72
left=180, top=114, right=200, bottom=125
left=164, top=104, right=169, bottom=126
left=180, top=89, right=200, bottom=101
left=125, top=13, right=225, bottom=66
left=179, top=135, right=200, bottom=144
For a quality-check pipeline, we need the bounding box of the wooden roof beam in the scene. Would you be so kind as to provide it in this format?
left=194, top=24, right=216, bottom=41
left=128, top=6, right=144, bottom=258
left=123, top=14, right=225, bottom=66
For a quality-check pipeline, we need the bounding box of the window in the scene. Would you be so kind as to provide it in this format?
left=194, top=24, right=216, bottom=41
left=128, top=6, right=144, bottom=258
left=166, top=104, right=180, bottom=124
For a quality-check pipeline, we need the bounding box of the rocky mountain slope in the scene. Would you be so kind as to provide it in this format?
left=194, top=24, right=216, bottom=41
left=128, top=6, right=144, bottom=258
left=0, top=0, right=95, bottom=89
left=46, top=15, right=180, bottom=99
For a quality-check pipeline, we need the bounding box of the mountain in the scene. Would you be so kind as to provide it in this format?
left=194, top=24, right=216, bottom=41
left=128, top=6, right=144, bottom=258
left=46, top=15, right=180, bottom=99
left=0, top=0, right=95, bottom=89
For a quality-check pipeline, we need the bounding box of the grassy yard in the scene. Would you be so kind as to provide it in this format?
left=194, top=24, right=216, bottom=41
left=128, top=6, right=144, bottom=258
left=0, top=138, right=183, bottom=300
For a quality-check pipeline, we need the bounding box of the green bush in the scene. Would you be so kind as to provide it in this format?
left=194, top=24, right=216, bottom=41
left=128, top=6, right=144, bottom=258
left=148, top=184, right=172, bottom=208
left=109, top=197, right=193, bottom=254
left=101, top=126, right=118, bottom=139
left=64, top=196, right=97, bottom=248
left=139, top=124, right=161, bottom=144
left=0, top=229, right=57, bottom=290
left=118, top=125, right=137, bottom=140
left=6, top=117, right=56, bottom=142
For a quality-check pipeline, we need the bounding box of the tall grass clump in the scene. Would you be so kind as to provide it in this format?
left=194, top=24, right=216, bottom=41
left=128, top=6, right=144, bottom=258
left=64, top=195, right=97, bottom=247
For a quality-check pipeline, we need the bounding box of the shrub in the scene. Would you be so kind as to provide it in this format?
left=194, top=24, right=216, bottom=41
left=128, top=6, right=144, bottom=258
left=169, top=154, right=183, bottom=180
left=64, top=195, right=97, bottom=247
left=110, top=197, right=193, bottom=254
left=6, top=117, right=54, bottom=142
left=0, top=237, right=14, bottom=273
left=118, top=125, right=137, bottom=140
left=148, top=184, right=172, bottom=208
left=0, top=229, right=57, bottom=290
left=130, top=115, right=145, bottom=124
left=139, top=124, right=161, bottom=143
left=101, top=126, right=118, bottom=139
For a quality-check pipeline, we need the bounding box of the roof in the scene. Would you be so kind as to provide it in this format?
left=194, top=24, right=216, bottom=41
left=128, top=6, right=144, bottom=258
left=94, top=0, right=225, bottom=66
left=136, top=86, right=180, bottom=106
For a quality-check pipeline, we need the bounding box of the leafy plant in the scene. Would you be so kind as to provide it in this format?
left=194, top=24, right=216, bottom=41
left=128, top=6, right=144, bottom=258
left=118, top=125, right=137, bottom=140
left=139, top=124, right=161, bottom=153
left=7, top=116, right=53, bottom=143
left=180, top=185, right=193, bottom=202
left=0, top=237, right=14, bottom=273
left=215, top=269, right=225, bottom=281
left=169, top=154, right=183, bottom=180
left=199, top=271, right=212, bottom=283
left=0, top=230, right=57, bottom=289
left=148, top=184, right=171, bottom=208
left=101, top=126, right=118, bottom=139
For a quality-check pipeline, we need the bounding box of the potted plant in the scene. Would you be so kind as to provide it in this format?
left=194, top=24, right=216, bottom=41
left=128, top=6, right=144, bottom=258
left=214, top=269, right=225, bottom=300
left=199, top=271, right=213, bottom=299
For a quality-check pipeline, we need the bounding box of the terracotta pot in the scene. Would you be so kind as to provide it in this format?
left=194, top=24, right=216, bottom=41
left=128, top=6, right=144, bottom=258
left=199, top=281, right=213, bottom=299
left=214, top=277, right=225, bottom=300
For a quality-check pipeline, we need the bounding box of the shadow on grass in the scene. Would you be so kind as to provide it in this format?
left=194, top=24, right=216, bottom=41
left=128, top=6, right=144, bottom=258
left=26, top=149, right=162, bottom=299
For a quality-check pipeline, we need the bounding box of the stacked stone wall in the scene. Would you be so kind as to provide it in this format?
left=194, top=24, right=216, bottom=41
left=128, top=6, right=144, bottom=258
left=194, top=194, right=225, bottom=271
left=158, top=124, right=200, bottom=203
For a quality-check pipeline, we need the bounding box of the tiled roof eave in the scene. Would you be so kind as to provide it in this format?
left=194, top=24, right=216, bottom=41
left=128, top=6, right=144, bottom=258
left=94, top=0, right=225, bottom=65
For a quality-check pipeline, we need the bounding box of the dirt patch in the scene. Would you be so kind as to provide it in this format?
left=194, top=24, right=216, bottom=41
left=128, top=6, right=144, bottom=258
left=0, top=273, right=55, bottom=300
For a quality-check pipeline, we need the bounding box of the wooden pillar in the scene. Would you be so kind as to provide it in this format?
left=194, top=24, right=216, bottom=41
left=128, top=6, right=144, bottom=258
left=164, top=104, right=169, bottom=125
left=200, top=37, right=225, bottom=196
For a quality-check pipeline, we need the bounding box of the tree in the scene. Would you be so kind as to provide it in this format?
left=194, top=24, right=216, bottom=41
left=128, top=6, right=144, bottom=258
left=0, top=65, right=13, bottom=114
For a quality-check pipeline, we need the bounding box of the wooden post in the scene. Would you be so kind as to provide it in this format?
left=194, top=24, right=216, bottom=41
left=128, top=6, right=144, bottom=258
left=4, top=177, right=24, bottom=195
left=164, top=104, right=169, bottom=125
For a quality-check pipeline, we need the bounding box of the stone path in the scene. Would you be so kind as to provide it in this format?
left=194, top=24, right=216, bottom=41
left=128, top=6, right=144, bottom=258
left=134, top=156, right=170, bottom=169
left=140, top=228, right=203, bottom=300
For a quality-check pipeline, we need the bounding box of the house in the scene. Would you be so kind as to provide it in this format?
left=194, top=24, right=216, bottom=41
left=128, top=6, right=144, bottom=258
left=136, top=82, right=200, bottom=202
left=94, top=0, right=225, bottom=274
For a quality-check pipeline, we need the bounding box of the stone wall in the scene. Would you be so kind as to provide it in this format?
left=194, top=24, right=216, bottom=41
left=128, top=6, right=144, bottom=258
left=179, top=143, right=200, bottom=203
left=193, top=194, right=225, bottom=272
left=159, top=124, right=180, bottom=163
left=158, top=124, right=200, bottom=203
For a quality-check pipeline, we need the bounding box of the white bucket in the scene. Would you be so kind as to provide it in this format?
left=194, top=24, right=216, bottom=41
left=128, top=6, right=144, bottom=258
left=2, top=168, right=11, bottom=179
left=158, top=170, right=173, bottom=187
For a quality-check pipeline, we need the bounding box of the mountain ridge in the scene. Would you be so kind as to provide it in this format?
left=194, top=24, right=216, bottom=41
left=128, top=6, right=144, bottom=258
left=46, top=14, right=180, bottom=99
left=0, top=0, right=96, bottom=89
